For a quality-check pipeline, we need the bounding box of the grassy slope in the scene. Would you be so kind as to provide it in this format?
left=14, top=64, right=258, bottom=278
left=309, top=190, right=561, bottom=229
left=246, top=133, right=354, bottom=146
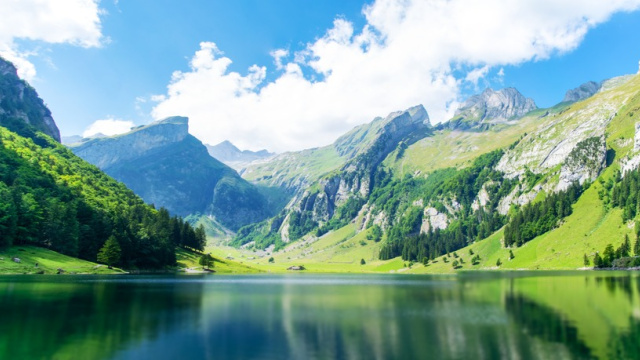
left=175, top=247, right=260, bottom=274
left=226, top=76, right=640, bottom=274
left=0, top=246, right=122, bottom=274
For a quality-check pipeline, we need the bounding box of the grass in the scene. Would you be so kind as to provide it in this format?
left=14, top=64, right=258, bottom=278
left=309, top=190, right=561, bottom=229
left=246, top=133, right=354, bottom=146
left=175, top=247, right=261, bottom=274
left=0, top=245, right=122, bottom=274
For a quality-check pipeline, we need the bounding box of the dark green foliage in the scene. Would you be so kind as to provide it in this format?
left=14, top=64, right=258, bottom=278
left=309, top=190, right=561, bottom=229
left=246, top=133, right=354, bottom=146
left=288, top=210, right=318, bottom=241
left=509, top=250, right=515, bottom=260
left=504, top=182, right=584, bottom=247
left=379, top=150, right=514, bottom=261
left=593, top=252, right=603, bottom=268
left=97, top=235, right=121, bottom=268
left=268, top=257, right=274, bottom=263
left=452, top=260, right=459, bottom=269
left=583, top=253, right=590, bottom=267
left=198, top=253, right=214, bottom=269
left=471, top=254, right=481, bottom=265
left=366, top=224, right=383, bottom=242
left=496, top=258, right=502, bottom=267
left=0, top=126, right=200, bottom=269
left=594, top=239, right=640, bottom=268
left=360, top=258, right=366, bottom=265
left=609, top=167, right=640, bottom=222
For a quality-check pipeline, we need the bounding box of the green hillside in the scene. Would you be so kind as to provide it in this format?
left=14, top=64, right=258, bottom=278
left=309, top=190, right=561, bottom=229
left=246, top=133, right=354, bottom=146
left=225, top=73, right=640, bottom=273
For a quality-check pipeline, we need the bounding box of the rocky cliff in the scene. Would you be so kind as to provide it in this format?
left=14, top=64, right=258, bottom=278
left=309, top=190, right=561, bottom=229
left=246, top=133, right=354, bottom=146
left=71, top=117, right=272, bottom=230
left=449, top=88, right=537, bottom=129
left=0, top=57, right=60, bottom=142
left=562, top=81, right=602, bottom=103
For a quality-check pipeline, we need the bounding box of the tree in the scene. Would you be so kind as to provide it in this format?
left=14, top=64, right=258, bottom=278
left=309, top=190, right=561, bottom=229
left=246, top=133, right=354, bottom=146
left=509, top=250, right=515, bottom=260
left=198, top=253, right=214, bottom=269
left=635, top=236, right=640, bottom=256
left=367, top=225, right=383, bottom=242
left=603, top=244, right=615, bottom=267
left=583, top=253, right=590, bottom=267
left=422, top=257, right=429, bottom=266
left=593, top=252, right=603, bottom=268
left=194, top=224, right=207, bottom=251
left=496, top=258, right=502, bottom=267
left=469, top=249, right=474, bottom=255
left=360, top=258, right=366, bottom=265
left=97, top=235, right=121, bottom=269
left=268, top=256, right=274, bottom=263
left=452, top=260, right=459, bottom=268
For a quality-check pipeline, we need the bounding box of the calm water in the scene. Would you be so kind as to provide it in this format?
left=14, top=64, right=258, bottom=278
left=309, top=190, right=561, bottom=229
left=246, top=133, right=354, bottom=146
left=0, top=272, right=639, bottom=360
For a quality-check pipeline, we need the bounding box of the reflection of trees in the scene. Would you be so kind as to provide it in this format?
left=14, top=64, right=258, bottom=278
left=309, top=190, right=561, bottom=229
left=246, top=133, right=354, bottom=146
left=0, top=276, right=203, bottom=360
left=608, top=318, right=640, bottom=359
left=505, top=294, right=593, bottom=359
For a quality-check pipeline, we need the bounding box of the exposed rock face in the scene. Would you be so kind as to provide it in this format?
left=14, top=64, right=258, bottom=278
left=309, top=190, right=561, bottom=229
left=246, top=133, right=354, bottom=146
left=562, top=81, right=601, bottom=103
left=0, top=57, right=60, bottom=142
left=556, top=136, right=606, bottom=191
left=70, top=117, right=271, bottom=230
left=205, top=140, right=273, bottom=171
left=292, top=105, right=430, bottom=224
left=453, top=88, right=537, bottom=125
left=420, top=207, right=449, bottom=234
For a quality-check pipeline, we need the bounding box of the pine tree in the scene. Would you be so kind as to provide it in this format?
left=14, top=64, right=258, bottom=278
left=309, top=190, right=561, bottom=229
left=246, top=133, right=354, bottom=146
left=496, top=258, right=502, bottom=267
left=583, top=253, right=590, bottom=267
left=97, top=235, right=121, bottom=268
left=593, top=252, right=603, bottom=268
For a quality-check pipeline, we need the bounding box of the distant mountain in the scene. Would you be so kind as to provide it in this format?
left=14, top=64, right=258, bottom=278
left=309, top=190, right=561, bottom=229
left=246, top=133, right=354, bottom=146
left=0, top=57, right=60, bottom=142
left=70, top=117, right=272, bottom=230
left=562, top=81, right=601, bottom=102
left=205, top=140, right=273, bottom=171
left=61, top=135, right=83, bottom=145
left=448, top=87, right=537, bottom=129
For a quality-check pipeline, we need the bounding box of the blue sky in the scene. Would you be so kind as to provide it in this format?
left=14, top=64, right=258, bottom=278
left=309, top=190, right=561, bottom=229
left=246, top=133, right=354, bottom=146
left=4, top=0, right=640, bottom=151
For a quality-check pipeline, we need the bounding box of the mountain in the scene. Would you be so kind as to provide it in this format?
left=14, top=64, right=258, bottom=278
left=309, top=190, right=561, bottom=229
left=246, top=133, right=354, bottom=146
left=0, top=57, right=204, bottom=269
left=205, top=140, right=273, bottom=171
left=233, top=104, right=431, bottom=248
left=70, top=116, right=272, bottom=230
left=448, top=87, right=537, bottom=129
left=61, top=135, right=84, bottom=145
left=562, top=80, right=601, bottom=102
left=230, top=73, right=640, bottom=273
left=0, top=58, right=60, bottom=142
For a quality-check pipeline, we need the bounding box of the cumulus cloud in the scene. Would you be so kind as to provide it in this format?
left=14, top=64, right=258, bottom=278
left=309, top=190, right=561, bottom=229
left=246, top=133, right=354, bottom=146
left=152, top=0, right=640, bottom=152
left=83, top=118, right=134, bottom=138
left=0, top=0, right=104, bottom=80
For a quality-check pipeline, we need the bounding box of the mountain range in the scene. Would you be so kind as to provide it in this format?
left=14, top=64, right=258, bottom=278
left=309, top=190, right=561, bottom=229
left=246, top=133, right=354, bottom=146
left=3, top=50, right=640, bottom=273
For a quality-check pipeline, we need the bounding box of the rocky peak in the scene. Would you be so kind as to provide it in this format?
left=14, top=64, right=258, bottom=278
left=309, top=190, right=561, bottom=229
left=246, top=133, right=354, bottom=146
left=70, top=116, right=190, bottom=168
left=206, top=139, right=274, bottom=171
left=562, top=81, right=601, bottom=103
left=0, top=56, right=61, bottom=142
left=454, top=87, right=537, bottom=123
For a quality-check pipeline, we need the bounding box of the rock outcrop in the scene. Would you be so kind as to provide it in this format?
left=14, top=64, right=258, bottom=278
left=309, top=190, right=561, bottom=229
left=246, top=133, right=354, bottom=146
left=451, top=88, right=536, bottom=127
left=0, top=57, right=60, bottom=142
left=562, top=81, right=601, bottom=103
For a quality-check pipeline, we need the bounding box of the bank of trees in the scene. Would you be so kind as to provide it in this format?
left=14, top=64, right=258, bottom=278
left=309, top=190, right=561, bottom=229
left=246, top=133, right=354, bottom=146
left=0, top=127, right=204, bottom=269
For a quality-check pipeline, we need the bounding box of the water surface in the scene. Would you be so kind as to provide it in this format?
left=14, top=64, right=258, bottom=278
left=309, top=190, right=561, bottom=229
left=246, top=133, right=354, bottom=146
left=1, top=272, right=639, bottom=359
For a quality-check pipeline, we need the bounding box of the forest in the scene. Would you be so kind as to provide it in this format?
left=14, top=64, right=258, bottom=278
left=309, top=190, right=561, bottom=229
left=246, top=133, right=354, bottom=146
left=0, top=125, right=205, bottom=269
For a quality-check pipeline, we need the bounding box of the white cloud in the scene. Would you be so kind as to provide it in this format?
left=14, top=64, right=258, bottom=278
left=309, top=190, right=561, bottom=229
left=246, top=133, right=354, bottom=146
left=83, top=118, right=134, bottom=137
left=152, top=0, right=640, bottom=152
left=0, top=0, right=104, bottom=80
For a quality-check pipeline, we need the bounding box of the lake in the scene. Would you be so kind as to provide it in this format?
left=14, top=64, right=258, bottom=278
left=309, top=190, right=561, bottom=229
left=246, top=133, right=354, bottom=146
left=0, top=272, right=638, bottom=359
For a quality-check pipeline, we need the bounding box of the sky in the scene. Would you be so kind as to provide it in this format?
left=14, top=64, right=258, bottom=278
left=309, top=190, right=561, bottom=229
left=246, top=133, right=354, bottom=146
left=3, top=0, right=640, bottom=153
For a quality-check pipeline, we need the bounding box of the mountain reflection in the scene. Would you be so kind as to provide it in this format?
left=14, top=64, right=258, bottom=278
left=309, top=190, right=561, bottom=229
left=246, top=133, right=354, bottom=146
left=1, top=273, right=639, bottom=359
